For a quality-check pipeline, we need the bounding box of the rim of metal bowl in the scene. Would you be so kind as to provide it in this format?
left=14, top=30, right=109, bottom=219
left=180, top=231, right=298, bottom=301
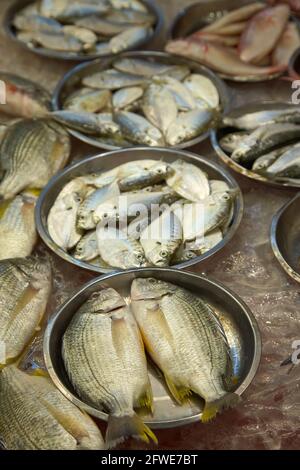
left=51, top=50, right=231, bottom=150
left=43, top=267, right=262, bottom=427
left=168, top=0, right=298, bottom=83
left=3, top=0, right=164, bottom=62
left=270, top=193, right=300, bottom=284
left=35, top=147, right=243, bottom=274
left=288, top=47, right=300, bottom=79
left=211, top=100, right=300, bottom=190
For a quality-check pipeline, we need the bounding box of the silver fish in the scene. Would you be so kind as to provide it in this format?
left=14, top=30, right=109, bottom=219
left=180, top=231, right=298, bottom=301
left=155, top=76, right=196, bottom=111
left=113, top=58, right=175, bottom=76
left=184, top=74, right=219, bottom=109
left=51, top=110, right=104, bottom=135
left=13, top=13, right=62, bottom=32
left=75, top=16, right=131, bottom=37
left=252, top=145, right=293, bottom=172
left=56, top=3, right=109, bottom=22
left=114, top=111, right=164, bottom=146
left=97, top=113, right=121, bottom=136
left=118, top=161, right=173, bottom=191
left=109, top=0, right=148, bottom=13
left=223, top=108, right=300, bottom=130
left=106, top=8, right=155, bottom=25
left=113, top=87, right=144, bottom=110
left=18, top=30, right=84, bottom=52
left=166, top=109, right=213, bottom=146
left=142, top=83, right=177, bottom=135
left=220, top=131, right=251, bottom=153
left=266, top=143, right=300, bottom=178
left=62, top=25, right=97, bottom=49
left=74, top=230, right=99, bottom=261
left=166, top=159, right=210, bottom=201
left=64, top=88, right=111, bottom=113
left=109, top=26, right=151, bottom=54
left=82, top=69, right=146, bottom=90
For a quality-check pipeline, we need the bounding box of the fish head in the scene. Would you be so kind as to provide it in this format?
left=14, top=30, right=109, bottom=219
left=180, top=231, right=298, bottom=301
left=16, top=255, right=52, bottom=287
left=93, top=200, right=119, bottom=224
left=150, top=162, right=174, bottom=179
left=84, top=288, right=126, bottom=314
left=211, top=189, right=236, bottom=206
left=145, top=127, right=165, bottom=147
left=131, top=277, right=177, bottom=301
left=120, top=247, right=148, bottom=269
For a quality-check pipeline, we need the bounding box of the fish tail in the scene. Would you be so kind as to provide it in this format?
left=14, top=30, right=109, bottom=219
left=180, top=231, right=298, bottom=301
left=165, top=374, right=193, bottom=404
left=201, top=392, right=241, bottom=423
left=106, top=413, right=157, bottom=449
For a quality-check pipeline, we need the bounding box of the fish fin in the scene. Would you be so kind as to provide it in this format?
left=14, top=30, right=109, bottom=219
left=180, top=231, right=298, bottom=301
left=28, top=367, right=49, bottom=378
left=106, top=413, right=157, bottom=449
left=137, top=383, right=154, bottom=414
left=164, top=374, right=192, bottom=404
left=201, top=392, right=241, bottom=423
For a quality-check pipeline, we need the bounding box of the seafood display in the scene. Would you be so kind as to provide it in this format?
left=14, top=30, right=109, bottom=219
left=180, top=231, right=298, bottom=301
left=10, top=0, right=158, bottom=58
left=53, top=55, right=223, bottom=147
left=166, top=3, right=300, bottom=79
left=46, top=158, right=237, bottom=270
left=217, top=105, right=300, bottom=185
left=62, top=278, right=240, bottom=446
left=0, top=365, right=104, bottom=449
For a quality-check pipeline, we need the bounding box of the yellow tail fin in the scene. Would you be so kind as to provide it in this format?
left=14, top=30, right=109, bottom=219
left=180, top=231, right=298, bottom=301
left=202, top=392, right=241, bottom=423
left=106, top=413, right=157, bottom=449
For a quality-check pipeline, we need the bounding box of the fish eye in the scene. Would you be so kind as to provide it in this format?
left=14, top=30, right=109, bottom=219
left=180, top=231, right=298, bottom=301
left=187, top=252, right=194, bottom=259
left=103, top=213, right=108, bottom=218
left=149, top=278, right=156, bottom=283
left=160, top=250, right=168, bottom=258
left=137, top=254, right=144, bottom=260
left=222, top=194, right=230, bottom=201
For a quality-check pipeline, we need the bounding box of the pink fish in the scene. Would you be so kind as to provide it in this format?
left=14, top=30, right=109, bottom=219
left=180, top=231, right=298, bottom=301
left=272, top=22, right=300, bottom=66
left=268, top=0, right=300, bottom=14
left=239, top=5, right=290, bottom=64
left=201, top=3, right=265, bottom=33
left=191, top=32, right=240, bottom=47
left=165, top=38, right=285, bottom=77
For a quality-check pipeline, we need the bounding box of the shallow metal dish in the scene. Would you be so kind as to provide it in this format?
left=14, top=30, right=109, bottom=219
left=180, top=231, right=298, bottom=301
left=4, top=0, right=163, bottom=62
left=271, top=194, right=300, bottom=284
left=169, top=0, right=298, bottom=82
left=289, top=47, right=300, bottom=79
left=52, top=50, right=230, bottom=150
left=44, top=267, right=261, bottom=428
left=211, top=101, right=300, bottom=189
left=35, top=147, right=243, bottom=274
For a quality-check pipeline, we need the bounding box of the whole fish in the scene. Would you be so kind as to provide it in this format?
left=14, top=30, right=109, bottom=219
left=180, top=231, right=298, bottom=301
left=220, top=131, right=251, bottom=153
left=231, top=123, right=300, bottom=164
left=265, top=143, right=300, bottom=177
left=252, top=145, right=292, bottom=171
left=166, top=108, right=213, bottom=146
left=188, top=228, right=223, bottom=254
left=272, top=22, right=300, bottom=66
left=142, top=83, right=177, bottom=135
left=114, top=111, right=164, bottom=146
left=155, top=76, right=196, bottom=111
left=0, top=365, right=104, bottom=450
left=39, top=0, right=69, bottom=18
left=106, top=8, right=155, bottom=25
left=0, top=195, right=37, bottom=260
left=64, top=88, right=111, bottom=113
left=62, top=288, right=155, bottom=447
left=62, top=25, right=97, bottom=50
left=75, top=16, right=131, bottom=36
left=56, top=3, right=109, bottom=22
left=13, top=13, right=62, bottom=32
left=166, top=159, right=210, bottom=201
left=74, top=230, right=99, bottom=261
left=19, top=30, right=84, bottom=52
left=0, top=256, right=51, bottom=367
left=113, top=58, right=175, bottom=76
left=51, top=110, right=105, bottom=135
left=171, top=243, right=198, bottom=263
left=97, top=113, right=121, bottom=135
left=110, top=0, right=148, bottom=13
left=223, top=108, right=300, bottom=130
left=209, top=179, right=230, bottom=194
left=165, top=38, right=285, bottom=77
left=214, top=21, right=247, bottom=36
left=0, top=72, right=51, bottom=118
left=97, top=226, right=147, bottom=269
left=118, top=161, right=173, bottom=191
left=140, top=210, right=182, bottom=266
left=193, top=33, right=240, bottom=47
left=131, top=278, right=239, bottom=422
left=128, top=214, right=150, bottom=240
left=82, top=69, right=146, bottom=90
left=238, top=5, right=290, bottom=64
left=201, top=3, right=265, bottom=34
left=109, top=26, right=151, bottom=54
left=183, top=74, right=219, bottom=109
left=113, top=86, right=144, bottom=110
left=0, top=119, right=70, bottom=200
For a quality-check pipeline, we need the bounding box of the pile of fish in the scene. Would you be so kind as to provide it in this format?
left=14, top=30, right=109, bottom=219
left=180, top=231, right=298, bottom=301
left=12, top=0, right=156, bottom=56
left=47, top=159, right=236, bottom=270
left=62, top=278, right=239, bottom=447
left=55, top=57, right=221, bottom=147
left=166, top=3, right=300, bottom=79
left=220, top=106, right=300, bottom=184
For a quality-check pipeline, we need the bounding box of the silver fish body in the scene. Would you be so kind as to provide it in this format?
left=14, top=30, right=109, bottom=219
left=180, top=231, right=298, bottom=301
left=166, top=109, right=213, bottom=146
left=109, top=26, right=151, bottom=54
left=113, top=87, right=144, bottom=110
left=183, top=74, right=219, bottom=109
left=64, top=88, right=111, bottom=113
left=142, top=83, right=177, bottom=135
left=166, top=159, right=210, bottom=202
left=266, top=143, right=300, bottom=178
left=82, top=69, right=146, bottom=90
left=74, top=230, right=99, bottom=261
left=223, top=108, right=300, bottom=130
left=114, top=111, right=164, bottom=146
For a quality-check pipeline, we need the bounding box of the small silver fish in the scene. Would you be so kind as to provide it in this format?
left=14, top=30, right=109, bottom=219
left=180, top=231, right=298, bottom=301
left=82, top=69, right=146, bottom=90
left=142, top=83, right=178, bottom=135
left=64, top=88, right=111, bottom=113
left=220, top=131, right=251, bottom=153
left=114, top=111, right=164, bottom=146
left=266, top=143, right=300, bottom=178
left=166, top=109, right=213, bottom=146
left=113, top=87, right=144, bottom=110
left=74, top=231, right=99, bottom=261
left=109, top=26, right=152, bottom=54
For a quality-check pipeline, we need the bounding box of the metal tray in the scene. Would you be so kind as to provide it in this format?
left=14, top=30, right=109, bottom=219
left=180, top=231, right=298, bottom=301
left=271, top=193, right=300, bottom=284
left=44, top=267, right=261, bottom=428
left=211, top=101, right=300, bottom=189
left=35, top=147, right=243, bottom=275
left=4, top=0, right=164, bottom=62
left=169, top=0, right=299, bottom=82
left=51, top=50, right=230, bottom=150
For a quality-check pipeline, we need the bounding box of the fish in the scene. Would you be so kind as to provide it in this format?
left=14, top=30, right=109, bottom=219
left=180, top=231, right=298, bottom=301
left=183, top=74, right=219, bottom=109
left=171, top=243, right=198, bottom=263
left=166, top=108, right=213, bottom=146
left=166, top=159, right=210, bottom=201
left=130, top=278, right=239, bottom=422
left=56, top=3, right=109, bottom=22
left=201, top=3, right=265, bottom=34
left=97, top=113, right=121, bottom=135
left=265, top=143, right=300, bottom=177
left=231, top=123, right=300, bottom=164
left=77, top=182, right=120, bottom=230
left=209, top=180, right=230, bottom=194
left=18, top=30, right=84, bottom=52
left=106, top=7, right=155, bottom=25
left=165, top=38, right=285, bottom=77
left=220, top=131, right=251, bottom=153
left=0, top=195, right=37, bottom=260
left=118, top=162, right=173, bottom=191
left=50, top=110, right=105, bottom=135
left=82, top=69, right=146, bottom=90
left=213, top=21, right=247, bottom=36
left=109, top=26, right=152, bottom=54
left=64, top=88, right=111, bottom=113
left=0, top=256, right=51, bottom=367
left=13, top=13, right=62, bottom=32
left=74, top=230, right=99, bottom=261
left=142, top=83, right=177, bottom=135
left=272, top=22, right=300, bottom=66
left=238, top=5, right=290, bottom=64
left=114, top=111, right=164, bottom=146
left=128, top=214, right=150, bottom=240
left=75, top=16, right=131, bottom=36
left=252, top=145, right=293, bottom=171
left=39, top=0, right=69, bottom=18
left=188, top=228, right=223, bottom=254
left=113, top=58, right=173, bottom=76
left=223, top=108, right=300, bottom=130
left=0, top=72, right=51, bottom=118
left=155, top=76, right=196, bottom=111
left=0, top=119, right=70, bottom=200
left=140, top=210, right=182, bottom=266
left=92, top=41, right=112, bottom=55
left=113, top=86, right=144, bottom=110
left=110, top=0, right=148, bottom=13
left=62, top=288, right=156, bottom=447
left=0, top=365, right=104, bottom=450
left=193, top=33, right=240, bottom=47
left=62, top=25, right=97, bottom=49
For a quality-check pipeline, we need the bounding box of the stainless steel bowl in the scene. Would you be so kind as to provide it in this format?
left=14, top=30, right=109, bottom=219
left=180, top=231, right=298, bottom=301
left=271, top=193, right=300, bottom=284
left=35, top=147, right=243, bottom=274
left=44, top=267, right=261, bottom=428
left=4, top=0, right=164, bottom=62
left=169, top=0, right=298, bottom=82
left=52, top=50, right=230, bottom=150
left=289, top=47, right=300, bottom=79
left=211, top=101, right=300, bottom=189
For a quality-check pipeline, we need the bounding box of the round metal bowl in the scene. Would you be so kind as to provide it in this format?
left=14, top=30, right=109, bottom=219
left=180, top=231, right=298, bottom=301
left=211, top=101, right=300, bottom=189
left=289, top=47, right=300, bottom=79
left=52, top=50, right=230, bottom=150
left=271, top=193, right=300, bottom=284
left=35, top=147, right=243, bottom=274
left=169, top=0, right=298, bottom=83
left=4, top=0, right=164, bottom=62
left=44, top=267, right=261, bottom=428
